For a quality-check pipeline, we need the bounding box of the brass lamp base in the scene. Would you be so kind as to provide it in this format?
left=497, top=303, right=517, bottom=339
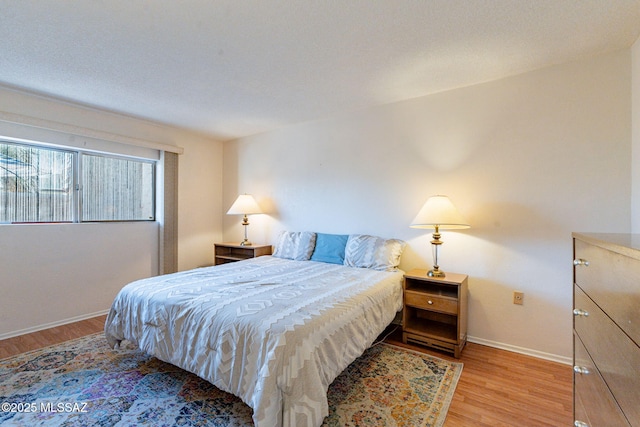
left=429, top=226, right=445, bottom=278
left=427, top=268, right=445, bottom=278
left=240, top=215, right=253, bottom=246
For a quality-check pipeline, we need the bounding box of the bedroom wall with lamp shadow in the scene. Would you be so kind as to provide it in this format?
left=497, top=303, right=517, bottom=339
left=222, top=49, right=632, bottom=362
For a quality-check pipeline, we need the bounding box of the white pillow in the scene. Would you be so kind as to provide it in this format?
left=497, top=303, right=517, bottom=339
left=344, top=234, right=405, bottom=271
left=272, top=231, right=317, bottom=261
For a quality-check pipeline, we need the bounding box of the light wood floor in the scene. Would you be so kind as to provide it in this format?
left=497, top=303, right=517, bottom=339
left=385, top=330, right=573, bottom=426
left=0, top=317, right=573, bottom=426
left=0, top=315, right=108, bottom=359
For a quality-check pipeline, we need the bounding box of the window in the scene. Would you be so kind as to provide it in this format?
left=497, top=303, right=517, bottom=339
left=0, top=141, right=155, bottom=223
left=0, top=143, right=73, bottom=223
left=82, top=154, right=154, bottom=221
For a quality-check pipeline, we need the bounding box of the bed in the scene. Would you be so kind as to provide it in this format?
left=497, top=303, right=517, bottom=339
left=104, top=232, right=405, bottom=427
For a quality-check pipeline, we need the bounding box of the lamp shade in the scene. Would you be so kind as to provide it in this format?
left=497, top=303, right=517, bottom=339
left=227, top=194, right=262, bottom=215
left=410, top=195, right=469, bottom=230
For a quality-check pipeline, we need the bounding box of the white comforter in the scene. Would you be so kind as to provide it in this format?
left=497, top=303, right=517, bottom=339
left=104, top=256, right=403, bottom=427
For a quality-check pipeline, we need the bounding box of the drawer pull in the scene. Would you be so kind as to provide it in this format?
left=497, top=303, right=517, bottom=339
left=573, top=366, right=590, bottom=375
left=573, top=258, right=589, bottom=267
left=573, top=308, right=589, bottom=317
left=427, top=300, right=433, bottom=305
left=574, top=421, right=588, bottom=427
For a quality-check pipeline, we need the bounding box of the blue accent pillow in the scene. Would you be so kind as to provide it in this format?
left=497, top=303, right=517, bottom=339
left=310, top=233, right=349, bottom=265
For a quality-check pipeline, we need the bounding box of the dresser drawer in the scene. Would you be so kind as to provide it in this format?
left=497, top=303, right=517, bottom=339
left=574, top=333, right=630, bottom=427
left=574, top=286, right=640, bottom=426
left=574, top=239, right=640, bottom=344
left=404, top=290, right=457, bottom=315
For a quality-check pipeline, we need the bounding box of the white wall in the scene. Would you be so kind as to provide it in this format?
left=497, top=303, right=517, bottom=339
left=223, top=50, right=631, bottom=361
left=0, top=223, right=158, bottom=335
left=178, top=136, right=224, bottom=270
left=0, top=86, right=224, bottom=337
left=632, top=36, right=640, bottom=232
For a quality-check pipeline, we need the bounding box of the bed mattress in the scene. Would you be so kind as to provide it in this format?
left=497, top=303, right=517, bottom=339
left=104, top=255, right=403, bottom=427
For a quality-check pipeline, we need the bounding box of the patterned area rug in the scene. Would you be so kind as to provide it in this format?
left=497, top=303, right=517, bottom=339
left=0, top=333, right=462, bottom=426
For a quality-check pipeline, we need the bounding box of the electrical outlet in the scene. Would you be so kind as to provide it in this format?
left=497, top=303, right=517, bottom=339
left=513, top=291, right=524, bottom=305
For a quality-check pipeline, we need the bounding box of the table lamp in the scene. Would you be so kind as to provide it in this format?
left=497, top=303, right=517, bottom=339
left=227, top=194, right=262, bottom=246
left=410, top=195, right=470, bottom=277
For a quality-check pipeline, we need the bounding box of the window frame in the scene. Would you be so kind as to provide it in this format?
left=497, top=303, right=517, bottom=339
left=0, top=139, right=157, bottom=224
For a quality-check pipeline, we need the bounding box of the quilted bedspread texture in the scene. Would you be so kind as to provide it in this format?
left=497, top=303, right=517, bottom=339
left=104, top=256, right=403, bottom=427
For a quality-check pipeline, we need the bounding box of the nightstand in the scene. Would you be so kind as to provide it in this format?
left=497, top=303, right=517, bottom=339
left=402, top=269, right=468, bottom=358
left=214, top=243, right=272, bottom=265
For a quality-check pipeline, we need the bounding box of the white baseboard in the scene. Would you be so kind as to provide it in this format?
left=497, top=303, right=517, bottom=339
left=0, top=309, right=110, bottom=341
left=468, top=335, right=572, bottom=365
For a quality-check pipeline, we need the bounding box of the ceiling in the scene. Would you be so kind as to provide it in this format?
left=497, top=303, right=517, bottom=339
left=1, top=1, right=639, bottom=141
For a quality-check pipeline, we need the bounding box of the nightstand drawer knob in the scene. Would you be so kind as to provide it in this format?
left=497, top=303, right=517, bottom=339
left=573, top=258, right=589, bottom=267
left=574, top=421, right=589, bottom=427
left=573, top=308, right=589, bottom=317
left=573, top=366, right=590, bottom=375
left=427, top=300, right=433, bottom=305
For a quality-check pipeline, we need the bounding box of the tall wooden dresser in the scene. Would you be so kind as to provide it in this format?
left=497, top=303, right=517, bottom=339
left=572, top=233, right=640, bottom=427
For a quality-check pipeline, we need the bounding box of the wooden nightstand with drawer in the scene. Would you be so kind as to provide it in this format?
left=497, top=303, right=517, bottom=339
left=402, top=269, right=468, bottom=358
left=214, top=243, right=272, bottom=265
